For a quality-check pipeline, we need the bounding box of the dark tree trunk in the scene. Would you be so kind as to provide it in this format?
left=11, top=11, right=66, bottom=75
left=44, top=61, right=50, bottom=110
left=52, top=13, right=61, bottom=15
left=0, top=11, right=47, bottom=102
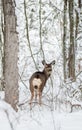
left=68, top=0, right=75, bottom=80
left=63, top=0, right=75, bottom=81
left=63, top=0, right=67, bottom=80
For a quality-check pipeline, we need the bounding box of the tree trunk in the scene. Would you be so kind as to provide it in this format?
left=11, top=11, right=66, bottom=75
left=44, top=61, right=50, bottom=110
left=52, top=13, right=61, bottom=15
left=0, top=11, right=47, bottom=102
left=63, top=0, right=75, bottom=81
left=68, top=0, right=75, bottom=80
left=63, top=0, right=67, bottom=80
left=2, top=0, right=19, bottom=111
left=75, top=0, right=81, bottom=49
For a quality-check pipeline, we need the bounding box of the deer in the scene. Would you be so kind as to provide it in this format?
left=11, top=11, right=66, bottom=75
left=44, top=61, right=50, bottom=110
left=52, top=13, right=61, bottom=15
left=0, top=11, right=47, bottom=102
left=29, top=60, right=55, bottom=109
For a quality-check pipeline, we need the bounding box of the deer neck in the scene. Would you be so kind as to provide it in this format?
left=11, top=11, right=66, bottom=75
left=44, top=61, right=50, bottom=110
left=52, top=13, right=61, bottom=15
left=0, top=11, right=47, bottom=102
left=43, top=69, right=51, bottom=79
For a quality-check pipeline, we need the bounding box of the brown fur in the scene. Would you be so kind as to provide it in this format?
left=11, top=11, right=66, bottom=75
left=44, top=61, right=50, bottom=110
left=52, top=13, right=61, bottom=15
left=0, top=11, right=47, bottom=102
left=29, top=60, right=55, bottom=109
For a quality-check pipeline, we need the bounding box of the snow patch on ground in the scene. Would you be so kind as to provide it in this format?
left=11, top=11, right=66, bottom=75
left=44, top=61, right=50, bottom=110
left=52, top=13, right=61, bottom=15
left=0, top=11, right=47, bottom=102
left=0, top=100, right=82, bottom=130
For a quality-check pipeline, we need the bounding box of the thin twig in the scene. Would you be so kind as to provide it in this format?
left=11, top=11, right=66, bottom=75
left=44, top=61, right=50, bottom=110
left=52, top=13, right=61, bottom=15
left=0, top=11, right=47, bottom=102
left=24, top=0, right=38, bottom=70
left=39, top=0, right=45, bottom=59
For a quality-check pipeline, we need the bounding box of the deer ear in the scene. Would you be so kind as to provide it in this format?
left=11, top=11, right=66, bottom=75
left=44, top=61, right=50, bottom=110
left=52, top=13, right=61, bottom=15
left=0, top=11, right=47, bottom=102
left=42, top=60, right=46, bottom=65
left=51, top=60, right=55, bottom=65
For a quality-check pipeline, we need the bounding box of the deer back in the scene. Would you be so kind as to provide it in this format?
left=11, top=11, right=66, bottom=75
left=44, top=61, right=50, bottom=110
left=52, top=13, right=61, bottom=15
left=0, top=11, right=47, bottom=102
left=29, top=71, right=47, bottom=92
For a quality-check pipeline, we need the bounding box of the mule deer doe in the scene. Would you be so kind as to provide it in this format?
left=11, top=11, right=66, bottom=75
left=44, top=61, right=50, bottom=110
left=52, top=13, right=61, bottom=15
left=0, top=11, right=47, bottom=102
left=29, top=60, right=55, bottom=108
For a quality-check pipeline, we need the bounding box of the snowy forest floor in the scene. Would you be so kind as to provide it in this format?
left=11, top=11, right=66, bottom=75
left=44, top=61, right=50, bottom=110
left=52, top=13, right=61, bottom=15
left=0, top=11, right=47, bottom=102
left=0, top=99, right=82, bottom=130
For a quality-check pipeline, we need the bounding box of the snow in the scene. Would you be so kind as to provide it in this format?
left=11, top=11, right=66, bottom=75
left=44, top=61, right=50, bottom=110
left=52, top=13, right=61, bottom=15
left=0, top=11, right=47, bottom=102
left=0, top=109, right=12, bottom=130
left=60, top=112, right=82, bottom=130
left=0, top=0, right=82, bottom=130
left=16, top=110, right=82, bottom=130
left=0, top=101, right=82, bottom=130
left=0, top=100, right=18, bottom=130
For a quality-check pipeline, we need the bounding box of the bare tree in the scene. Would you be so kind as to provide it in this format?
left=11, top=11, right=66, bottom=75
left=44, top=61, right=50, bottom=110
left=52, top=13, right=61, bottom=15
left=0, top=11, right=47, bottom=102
left=75, top=0, right=81, bottom=38
left=63, top=0, right=67, bottom=80
left=24, top=0, right=38, bottom=70
left=63, top=0, right=75, bottom=81
left=68, top=0, right=75, bottom=79
left=2, top=0, right=19, bottom=111
left=0, top=1, right=4, bottom=90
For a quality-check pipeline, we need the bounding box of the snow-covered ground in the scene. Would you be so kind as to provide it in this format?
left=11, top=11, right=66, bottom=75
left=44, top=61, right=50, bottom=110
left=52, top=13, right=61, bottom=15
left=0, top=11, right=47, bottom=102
left=0, top=100, right=18, bottom=130
left=17, top=109, right=82, bottom=130
left=0, top=100, right=82, bottom=130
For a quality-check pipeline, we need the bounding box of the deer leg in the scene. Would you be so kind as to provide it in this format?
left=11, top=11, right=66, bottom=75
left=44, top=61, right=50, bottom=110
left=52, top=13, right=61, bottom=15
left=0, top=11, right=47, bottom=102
left=29, top=92, right=34, bottom=109
left=35, top=91, right=37, bottom=102
left=38, top=92, right=42, bottom=105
